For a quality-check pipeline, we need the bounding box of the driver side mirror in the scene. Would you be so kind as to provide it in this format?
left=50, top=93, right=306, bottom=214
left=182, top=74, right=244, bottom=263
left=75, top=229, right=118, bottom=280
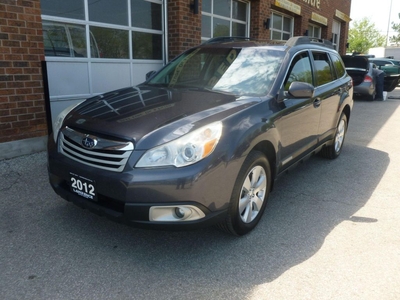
left=287, top=81, right=315, bottom=98
left=146, top=70, right=157, bottom=81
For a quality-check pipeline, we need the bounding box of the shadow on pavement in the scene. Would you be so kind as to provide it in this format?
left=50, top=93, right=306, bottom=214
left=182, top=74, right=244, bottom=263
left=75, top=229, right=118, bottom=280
left=349, top=92, right=400, bottom=148
left=0, top=146, right=389, bottom=299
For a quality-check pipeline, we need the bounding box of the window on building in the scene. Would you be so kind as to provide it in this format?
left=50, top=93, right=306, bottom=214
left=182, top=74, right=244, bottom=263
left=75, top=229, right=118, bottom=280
left=41, top=0, right=85, bottom=19
left=131, top=0, right=162, bottom=30
left=307, top=24, right=321, bottom=38
left=132, top=32, right=162, bottom=59
left=43, top=21, right=100, bottom=58
left=41, top=0, right=163, bottom=60
left=332, top=20, right=341, bottom=51
left=90, top=26, right=129, bottom=59
left=88, top=0, right=128, bottom=26
left=201, top=0, right=249, bottom=42
left=270, top=12, right=293, bottom=41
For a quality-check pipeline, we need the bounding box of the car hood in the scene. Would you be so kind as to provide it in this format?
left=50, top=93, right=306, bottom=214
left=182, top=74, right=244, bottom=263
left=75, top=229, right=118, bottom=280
left=342, top=55, right=369, bottom=69
left=63, top=85, right=259, bottom=148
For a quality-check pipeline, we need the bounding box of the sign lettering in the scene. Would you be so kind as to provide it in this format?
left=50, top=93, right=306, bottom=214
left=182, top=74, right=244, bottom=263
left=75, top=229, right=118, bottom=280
left=303, top=0, right=321, bottom=9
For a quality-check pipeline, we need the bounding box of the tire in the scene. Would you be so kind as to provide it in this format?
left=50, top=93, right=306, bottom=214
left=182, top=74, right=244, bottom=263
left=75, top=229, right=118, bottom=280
left=320, top=113, right=347, bottom=159
left=217, top=151, right=271, bottom=236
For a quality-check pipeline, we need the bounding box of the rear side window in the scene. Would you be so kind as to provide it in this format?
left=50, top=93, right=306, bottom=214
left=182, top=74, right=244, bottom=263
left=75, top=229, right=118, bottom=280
left=330, top=53, right=346, bottom=78
left=312, top=52, right=334, bottom=86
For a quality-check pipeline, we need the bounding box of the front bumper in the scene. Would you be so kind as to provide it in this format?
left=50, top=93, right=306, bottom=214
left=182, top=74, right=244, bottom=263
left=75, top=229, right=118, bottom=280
left=49, top=173, right=227, bottom=230
left=47, top=140, right=234, bottom=230
left=353, top=83, right=374, bottom=97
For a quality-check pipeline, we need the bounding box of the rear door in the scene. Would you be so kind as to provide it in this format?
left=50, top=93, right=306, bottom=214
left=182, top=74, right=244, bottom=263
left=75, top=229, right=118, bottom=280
left=384, top=74, right=400, bottom=92
left=312, top=51, right=343, bottom=143
left=370, top=59, right=400, bottom=91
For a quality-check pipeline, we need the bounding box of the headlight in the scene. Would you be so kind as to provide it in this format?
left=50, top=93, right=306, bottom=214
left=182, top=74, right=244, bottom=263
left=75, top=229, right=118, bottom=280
left=136, top=122, right=223, bottom=168
left=52, top=102, right=82, bottom=143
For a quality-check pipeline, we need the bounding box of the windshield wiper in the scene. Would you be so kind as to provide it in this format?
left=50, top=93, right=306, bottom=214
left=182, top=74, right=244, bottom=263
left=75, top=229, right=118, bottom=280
left=144, top=82, right=169, bottom=87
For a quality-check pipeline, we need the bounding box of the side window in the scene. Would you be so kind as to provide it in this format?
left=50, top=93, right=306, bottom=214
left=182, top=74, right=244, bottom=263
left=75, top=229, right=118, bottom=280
left=284, top=52, right=313, bottom=91
left=330, top=53, right=345, bottom=78
left=312, top=52, right=334, bottom=86
left=372, top=60, right=384, bottom=67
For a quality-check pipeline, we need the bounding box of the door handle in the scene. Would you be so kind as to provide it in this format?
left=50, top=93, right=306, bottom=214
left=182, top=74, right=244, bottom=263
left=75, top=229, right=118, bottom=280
left=313, top=98, right=321, bottom=108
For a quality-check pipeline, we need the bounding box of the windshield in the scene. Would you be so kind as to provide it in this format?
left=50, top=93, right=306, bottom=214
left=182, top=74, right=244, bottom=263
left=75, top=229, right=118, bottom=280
left=147, top=47, right=284, bottom=96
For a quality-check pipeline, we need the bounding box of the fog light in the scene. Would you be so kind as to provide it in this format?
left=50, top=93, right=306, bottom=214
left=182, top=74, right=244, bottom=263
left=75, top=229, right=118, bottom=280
left=149, top=205, right=206, bottom=222
left=174, top=207, right=187, bottom=219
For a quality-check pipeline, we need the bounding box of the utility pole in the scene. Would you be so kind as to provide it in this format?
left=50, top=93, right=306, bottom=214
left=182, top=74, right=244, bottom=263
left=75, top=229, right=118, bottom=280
left=386, top=0, right=393, bottom=46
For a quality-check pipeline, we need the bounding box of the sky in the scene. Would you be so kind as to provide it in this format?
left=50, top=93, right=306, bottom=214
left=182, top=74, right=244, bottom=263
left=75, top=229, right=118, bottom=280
left=350, top=0, right=400, bottom=38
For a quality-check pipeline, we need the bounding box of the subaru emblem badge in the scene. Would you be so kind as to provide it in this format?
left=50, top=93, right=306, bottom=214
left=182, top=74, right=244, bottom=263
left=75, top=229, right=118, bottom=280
left=81, top=135, right=98, bottom=149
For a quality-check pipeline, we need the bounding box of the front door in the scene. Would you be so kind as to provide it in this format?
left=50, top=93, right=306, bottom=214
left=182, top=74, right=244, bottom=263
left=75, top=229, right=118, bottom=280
left=276, top=51, right=320, bottom=169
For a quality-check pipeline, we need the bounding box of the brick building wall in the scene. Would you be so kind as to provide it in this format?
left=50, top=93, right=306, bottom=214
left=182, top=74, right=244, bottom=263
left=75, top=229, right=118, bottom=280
left=167, top=0, right=351, bottom=57
left=0, top=0, right=46, bottom=144
left=297, top=0, right=351, bottom=55
left=250, top=0, right=271, bottom=40
left=167, top=0, right=202, bottom=60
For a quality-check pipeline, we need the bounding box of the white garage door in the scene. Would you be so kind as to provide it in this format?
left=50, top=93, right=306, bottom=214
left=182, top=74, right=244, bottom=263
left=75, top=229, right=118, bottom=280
left=40, top=0, right=165, bottom=124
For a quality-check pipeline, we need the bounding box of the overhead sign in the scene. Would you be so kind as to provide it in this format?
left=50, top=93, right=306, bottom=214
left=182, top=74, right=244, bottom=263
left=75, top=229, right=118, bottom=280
left=275, top=0, right=301, bottom=15
left=335, top=9, right=351, bottom=22
left=311, top=12, right=328, bottom=26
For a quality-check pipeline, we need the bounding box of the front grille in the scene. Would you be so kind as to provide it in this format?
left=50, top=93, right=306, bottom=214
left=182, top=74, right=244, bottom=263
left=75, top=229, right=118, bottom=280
left=59, top=127, right=134, bottom=172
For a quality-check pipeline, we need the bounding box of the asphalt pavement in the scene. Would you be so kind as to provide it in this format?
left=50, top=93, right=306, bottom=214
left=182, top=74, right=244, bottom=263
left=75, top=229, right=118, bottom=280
left=1, top=89, right=400, bottom=300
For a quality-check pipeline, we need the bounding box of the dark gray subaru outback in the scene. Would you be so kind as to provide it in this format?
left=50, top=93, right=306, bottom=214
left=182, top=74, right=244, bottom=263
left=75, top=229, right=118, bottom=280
left=48, top=36, right=353, bottom=236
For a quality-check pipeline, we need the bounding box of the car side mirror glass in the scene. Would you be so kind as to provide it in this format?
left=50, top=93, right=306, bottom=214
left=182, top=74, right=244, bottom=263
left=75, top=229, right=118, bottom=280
left=146, top=71, right=157, bottom=80
left=288, top=82, right=315, bottom=98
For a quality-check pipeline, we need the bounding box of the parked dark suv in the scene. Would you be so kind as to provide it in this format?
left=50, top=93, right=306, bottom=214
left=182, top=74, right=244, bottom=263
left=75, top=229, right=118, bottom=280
left=48, top=36, right=353, bottom=236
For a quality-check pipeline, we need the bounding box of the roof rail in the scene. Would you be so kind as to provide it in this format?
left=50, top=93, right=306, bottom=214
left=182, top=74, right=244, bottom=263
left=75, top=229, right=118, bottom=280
left=203, top=36, right=253, bottom=44
left=285, top=36, right=334, bottom=49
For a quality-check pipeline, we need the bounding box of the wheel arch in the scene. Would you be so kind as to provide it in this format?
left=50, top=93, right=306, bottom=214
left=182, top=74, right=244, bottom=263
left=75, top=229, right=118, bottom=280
left=341, top=103, right=351, bottom=125
left=251, top=140, right=277, bottom=191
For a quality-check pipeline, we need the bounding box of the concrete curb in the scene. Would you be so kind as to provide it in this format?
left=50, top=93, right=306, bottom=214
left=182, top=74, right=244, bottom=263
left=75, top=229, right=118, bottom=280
left=0, top=136, right=47, bottom=160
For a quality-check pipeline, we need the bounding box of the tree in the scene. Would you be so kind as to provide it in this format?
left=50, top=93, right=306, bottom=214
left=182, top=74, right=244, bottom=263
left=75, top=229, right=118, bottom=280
left=389, top=22, right=400, bottom=46
left=348, top=17, right=386, bottom=54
